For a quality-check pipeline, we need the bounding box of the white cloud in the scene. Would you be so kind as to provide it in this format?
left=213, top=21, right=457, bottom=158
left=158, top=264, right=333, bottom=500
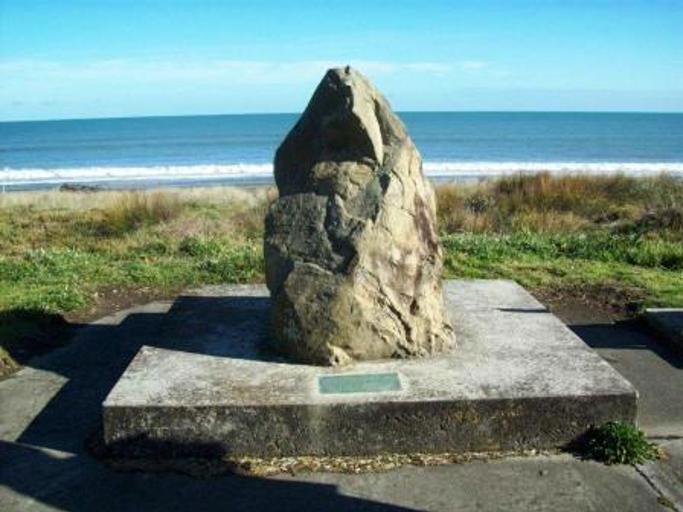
left=0, top=58, right=495, bottom=119
left=458, top=60, right=490, bottom=71
left=0, top=59, right=456, bottom=87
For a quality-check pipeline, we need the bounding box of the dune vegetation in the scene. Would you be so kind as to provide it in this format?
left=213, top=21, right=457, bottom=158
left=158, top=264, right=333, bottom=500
left=436, top=173, right=683, bottom=309
left=1, top=172, right=682, bottom=375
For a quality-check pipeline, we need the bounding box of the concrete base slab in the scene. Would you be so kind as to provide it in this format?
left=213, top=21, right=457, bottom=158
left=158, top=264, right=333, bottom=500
left=645, top=308, right=683, bottom=354
left=102, top=280, right=637, bottom=457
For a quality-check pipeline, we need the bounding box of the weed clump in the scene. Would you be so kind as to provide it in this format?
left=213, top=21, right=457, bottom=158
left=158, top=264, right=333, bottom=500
left=581, top=421, right=659, bottom=465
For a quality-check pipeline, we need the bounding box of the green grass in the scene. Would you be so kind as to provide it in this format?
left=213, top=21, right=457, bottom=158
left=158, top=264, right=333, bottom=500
left=0, top=243, right=264, bottom=313
left=441, top=232, right=683, bottom=307
left=1, top=174, right=682, bottom=374
left=580, top=421, right=659, bottom=465
left=443, top=232, right=683, bottom=270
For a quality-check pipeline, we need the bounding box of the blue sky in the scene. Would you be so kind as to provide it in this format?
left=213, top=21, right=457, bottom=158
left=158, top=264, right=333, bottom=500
left=1, top=0, right=682, bottom=120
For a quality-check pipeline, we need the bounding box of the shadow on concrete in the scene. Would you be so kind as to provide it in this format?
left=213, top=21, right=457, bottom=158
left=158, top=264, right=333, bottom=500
left=497, top=307, right=549, bottom=314
left=570, top=318, right=683, bottom=370
left=13, top=295, right=287, bottom=454
left=156, top=295, right=288, bottom=361
left=0, top=308, right=77, bottom=369
left=2, top=295, right=414, bottom=511
left=0, top=441, right=413, bottom=511
left=568, top=318, right=683, bottom=436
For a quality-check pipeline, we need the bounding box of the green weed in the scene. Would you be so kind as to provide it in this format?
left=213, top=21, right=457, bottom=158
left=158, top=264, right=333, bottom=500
left=581, top=421, right=659, bottom=465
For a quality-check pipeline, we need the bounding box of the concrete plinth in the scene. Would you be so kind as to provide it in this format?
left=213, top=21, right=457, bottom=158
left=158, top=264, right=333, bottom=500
left=102, top=280, right=636, bottom=458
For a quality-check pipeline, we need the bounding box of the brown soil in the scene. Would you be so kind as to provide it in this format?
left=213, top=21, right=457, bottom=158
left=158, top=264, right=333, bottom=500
left=0, top=285, right=180, bottom=379
left=533, top=282, right=646, bottom=325
left=64, top=285, right=182, bottom=324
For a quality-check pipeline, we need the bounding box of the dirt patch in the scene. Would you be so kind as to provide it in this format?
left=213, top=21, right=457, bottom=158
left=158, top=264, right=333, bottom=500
left=1, top=285, right=181, bottom=378
left=0, top=310, right=75, bottom=378
left=105, top=449, right=556, bottom=478
left=64, top=285, right=181, bottom=324
left=533, top=282, right=646, bottom=325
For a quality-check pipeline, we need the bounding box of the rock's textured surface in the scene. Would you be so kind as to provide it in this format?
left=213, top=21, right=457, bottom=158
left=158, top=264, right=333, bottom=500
left=264, top=66, right=454, bottom=365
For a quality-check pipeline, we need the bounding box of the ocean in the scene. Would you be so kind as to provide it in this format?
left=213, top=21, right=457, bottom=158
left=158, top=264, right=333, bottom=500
left=1, top=112, right=683, bottom=190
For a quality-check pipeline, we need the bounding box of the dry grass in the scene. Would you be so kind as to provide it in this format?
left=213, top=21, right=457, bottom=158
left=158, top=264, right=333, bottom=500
left=0, top=185, right=272, bottom=211
left=0, top=186, right=277, bottom=252
left=97, top=191, right=185, bottom=234
left=1, top=174, right=680, bottom=250
left=436, top=172, right=683, bottom=236
left=2, top=174, right=680, bottom=251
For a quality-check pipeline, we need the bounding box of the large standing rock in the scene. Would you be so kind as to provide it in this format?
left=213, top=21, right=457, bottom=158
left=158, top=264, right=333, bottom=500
left=264, top=66, right=454, bottom=365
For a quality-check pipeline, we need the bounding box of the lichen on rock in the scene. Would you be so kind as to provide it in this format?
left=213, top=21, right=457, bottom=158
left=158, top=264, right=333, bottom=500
left=264, top=66, right=454, bottom=365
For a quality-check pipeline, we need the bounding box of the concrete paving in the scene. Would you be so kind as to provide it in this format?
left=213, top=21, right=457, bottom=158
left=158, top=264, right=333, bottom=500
left=1, top=282, right=682, bottom=511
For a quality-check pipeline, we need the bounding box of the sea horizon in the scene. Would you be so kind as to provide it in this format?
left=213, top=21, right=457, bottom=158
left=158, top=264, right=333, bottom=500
left=4, top=109, right=683, bottom=125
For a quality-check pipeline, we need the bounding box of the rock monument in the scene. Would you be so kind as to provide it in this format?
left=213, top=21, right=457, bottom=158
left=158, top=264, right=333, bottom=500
left=264, top=66, right=454, bottom=365
left=103, top=69, right=638, bottom=458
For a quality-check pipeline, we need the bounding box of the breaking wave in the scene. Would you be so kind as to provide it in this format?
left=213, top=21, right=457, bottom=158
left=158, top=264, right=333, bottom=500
left=423, top=161, right=683, bottom=177
left=1, top=161, right=683, bottom=186
left=0, top=164, right=273, bottom=186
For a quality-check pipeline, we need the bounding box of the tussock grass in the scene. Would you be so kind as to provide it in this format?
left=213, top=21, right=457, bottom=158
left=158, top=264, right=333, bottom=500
left=436, top=172, right=683, bottom=236
left=0, top=185, right=270, bottom=211
left=96, top=191, right=185, bottom=234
